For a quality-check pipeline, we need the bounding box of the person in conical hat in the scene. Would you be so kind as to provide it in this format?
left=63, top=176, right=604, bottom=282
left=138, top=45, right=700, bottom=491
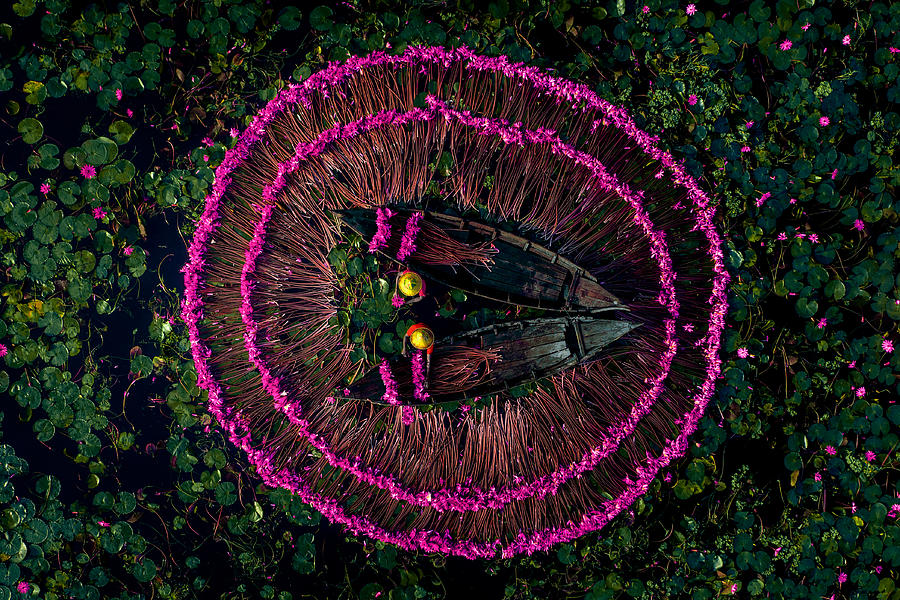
left=402, top=322, right=434, bottom=381
left=393, top=270, right=426, bottom=307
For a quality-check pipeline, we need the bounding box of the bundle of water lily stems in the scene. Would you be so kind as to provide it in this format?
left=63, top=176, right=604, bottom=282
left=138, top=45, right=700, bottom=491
left=388, top=213, right=496, bottom=266
left=182, top=46, right=728, bottom=558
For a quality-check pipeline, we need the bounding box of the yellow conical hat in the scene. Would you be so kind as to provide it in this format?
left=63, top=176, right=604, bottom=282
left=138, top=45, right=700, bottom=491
left=409, top=326, right=434, bottom=350
left=398, top=271, right=423, bottom=297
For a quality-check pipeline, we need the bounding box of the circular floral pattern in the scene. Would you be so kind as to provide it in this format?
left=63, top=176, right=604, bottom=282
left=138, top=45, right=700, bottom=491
left=182, top=45, right=728, bottom=558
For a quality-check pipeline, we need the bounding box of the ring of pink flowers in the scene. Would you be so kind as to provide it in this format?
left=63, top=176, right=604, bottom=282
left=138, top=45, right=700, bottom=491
left=242, top=101, right=680, bottom=511
left=183, top=45, right=728, bottom=557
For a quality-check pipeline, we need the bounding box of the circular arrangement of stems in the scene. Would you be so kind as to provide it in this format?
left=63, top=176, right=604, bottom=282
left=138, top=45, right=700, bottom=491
left=182, top=45, right=729, bottom=559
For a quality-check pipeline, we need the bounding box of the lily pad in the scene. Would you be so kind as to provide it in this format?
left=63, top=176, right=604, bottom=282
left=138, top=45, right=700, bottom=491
left=107, top=121, right=134, bottom=144
left=17, top=118, right=43, bottom=144
left=82, top=137, right=118, bottom=166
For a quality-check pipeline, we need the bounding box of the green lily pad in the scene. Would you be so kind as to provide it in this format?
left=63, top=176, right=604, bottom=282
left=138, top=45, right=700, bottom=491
left=825, top=280, right=846, bottom=300
left=67, top=277, right=92, bottom=303
left=186, top=19, right=204, bottom=37
left=215, top=481, right=237, bottom=506
left=795, top=297, right=818, bottom=318
left=94, top=230, right=113, bottom=253
left=17, top=118, right=43, bottom=144
left=46, top=342, right=68, bottom=366
left=32, top=221, right=58, bottom=244
left=82, top=137, right=118, bottom=166
left=130, top=354, right=152, bottom=377
left=33, top=419, right=55, bottom=442
left=37, top=143, right=60, bottom=170
left=63, top=146, right=87, bottom=170
left=57, top=181, right=81, bottom=206
left=310, top=5, right=333, bottom=31
left=107, top=121, right=134, bottom=144
left=23, top=80, right=46, bottom=105
left=279, top=6, right=302, bottom=30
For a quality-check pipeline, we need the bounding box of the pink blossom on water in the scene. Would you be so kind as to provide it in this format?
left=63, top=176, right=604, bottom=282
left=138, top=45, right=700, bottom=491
left=97, top=520, right=110, bottom=527
left=740, top=145, right=750, bottom=152
left=126, top=108, right=133, bottom=117
left=817, top=318, right=827, bottom=329
left=203, top=136, right=215, bottom=146
left=837, top=572, right=847, bottom=584
left=842, top=35, right=851, bottom=46
left=40, top=182, right=51, bottom=194
left=686, top=3, right=696, bottom=15
left=92, top=207, right=108, bottom=220
left=737, top=347, right=749, bottom=358
left=115, top=88, right=123, bottom=100
left=883, top=339, right=894, bottom=353
left=853, top=219, right=865, bottom=231
left=755, top=192, right=771, bottom=207
left=856, top=386, right=866, bottom=398
left=779, top=39, right=792, bottom=51
left=642, top=5, right=649, bottom=13
left=831, top=168, right=838, bottom=179
left=124, top=247, right=134, bottom=256
left=16, top=582, right=29, bottom=594
left=819, top=116, right=829, bottom=126
left=391, top=294, right=404, bottom=308
left=801, top=23, right=811, bottom=31
left=0, top=344, right=7, bottom=358
left=814, top=472, right=822, bottom=481
left=81, top=164, right=96, bottom=179
left=745, top=120, right=754, bottom=128
left=777, top=232, right=787, bottom=240
left=808, top=233, right=819, bottom=243
left=687, top=93, right=697, bottom=105
left=825, top=445, right=836, bottom=456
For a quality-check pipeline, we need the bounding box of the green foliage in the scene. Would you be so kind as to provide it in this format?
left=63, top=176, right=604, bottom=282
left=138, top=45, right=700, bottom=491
left=0, top=1, right=897, bottom=599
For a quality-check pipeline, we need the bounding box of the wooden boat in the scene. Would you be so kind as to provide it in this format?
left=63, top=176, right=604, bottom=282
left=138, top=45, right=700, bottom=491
left=345, top=316, right=640, bottom=404
left=337, top=208, right=626, bottom=312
